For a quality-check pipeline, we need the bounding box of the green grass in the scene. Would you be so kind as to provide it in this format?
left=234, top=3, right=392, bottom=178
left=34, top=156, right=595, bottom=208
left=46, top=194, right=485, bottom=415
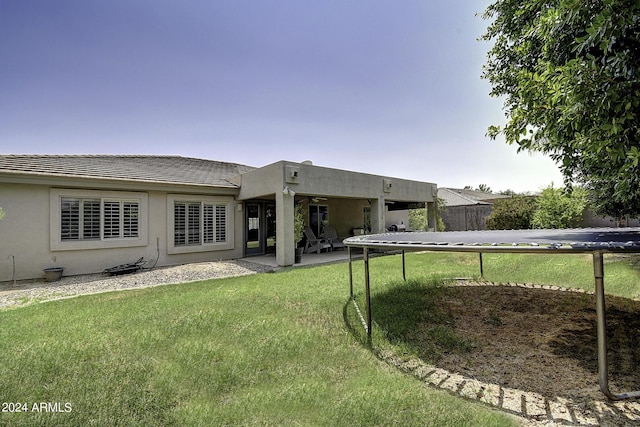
left=2, top=251, right=639, bottom=426
left=349, top=250, right=640, bottom=359
left=482, top=252, right=640, bottom=298
left=0, top=256, right=517, bottom=427
left=354, top=277, right=473, bottom=366
left=385, top=251, right=640, bottom=298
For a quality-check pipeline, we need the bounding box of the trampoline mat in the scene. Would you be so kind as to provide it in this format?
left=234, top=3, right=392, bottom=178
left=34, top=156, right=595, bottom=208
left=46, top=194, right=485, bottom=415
left=344, top=228, right=640, bottom=251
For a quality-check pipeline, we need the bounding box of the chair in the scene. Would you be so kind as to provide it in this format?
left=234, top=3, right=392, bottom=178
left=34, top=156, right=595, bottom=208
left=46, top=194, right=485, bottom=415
left=303, top=227, right=332, bottom=254
left=323, top=225, right=345, bottom=251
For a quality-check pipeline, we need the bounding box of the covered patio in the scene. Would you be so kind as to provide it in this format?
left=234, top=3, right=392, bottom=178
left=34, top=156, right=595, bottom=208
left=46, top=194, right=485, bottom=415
left=230, top=160, right=438, bottom=267
left=243, top=248, right=354, bottom=269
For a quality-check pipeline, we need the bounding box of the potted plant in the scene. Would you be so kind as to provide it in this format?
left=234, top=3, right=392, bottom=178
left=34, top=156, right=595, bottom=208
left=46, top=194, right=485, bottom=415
left=43, top=256, right=64, bottom=282
left=294, top=203, right=305, bottom=263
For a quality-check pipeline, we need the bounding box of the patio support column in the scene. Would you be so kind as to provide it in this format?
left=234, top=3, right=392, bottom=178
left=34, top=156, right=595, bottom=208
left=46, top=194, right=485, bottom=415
left=276, top=188, right=295, bottom=266
left=426, top=201, right=437, bottom=232
left=370, top=197, right=386, bottom=233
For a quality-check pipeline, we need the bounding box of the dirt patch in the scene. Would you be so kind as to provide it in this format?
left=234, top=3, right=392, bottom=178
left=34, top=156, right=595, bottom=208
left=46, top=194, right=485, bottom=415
left=426, top=284, right=640, bottom=403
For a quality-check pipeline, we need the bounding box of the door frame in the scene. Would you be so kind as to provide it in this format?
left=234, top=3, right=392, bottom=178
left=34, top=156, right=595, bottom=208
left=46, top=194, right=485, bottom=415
left=244, top=201, right=276, bottom=256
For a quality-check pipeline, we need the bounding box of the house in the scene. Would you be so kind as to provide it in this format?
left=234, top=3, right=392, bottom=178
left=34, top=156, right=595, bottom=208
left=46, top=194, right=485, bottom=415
left=438, top=187, right=512, bottom=231
left=0, top=155, right=438, bottom=281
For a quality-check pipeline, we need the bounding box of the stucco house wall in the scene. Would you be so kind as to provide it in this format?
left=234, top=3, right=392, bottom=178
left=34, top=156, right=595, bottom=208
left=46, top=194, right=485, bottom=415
left=1, top=183, right=51, bottom=281
left=325, top=198, right=371, bottom=237
left=0, top=181, right=244, bottom=281
left=0, top=156, right=437, bottom=280
left=580, top=208, right=640, bottom=228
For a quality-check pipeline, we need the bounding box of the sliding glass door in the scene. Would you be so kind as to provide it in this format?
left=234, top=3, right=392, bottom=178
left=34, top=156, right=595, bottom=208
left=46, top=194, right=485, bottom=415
left=245, top=202, right=276, bottom=255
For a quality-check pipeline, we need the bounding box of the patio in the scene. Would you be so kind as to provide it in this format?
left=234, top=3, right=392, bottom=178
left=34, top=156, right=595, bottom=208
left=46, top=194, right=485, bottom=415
left=242, top=249, right=354, bottom=269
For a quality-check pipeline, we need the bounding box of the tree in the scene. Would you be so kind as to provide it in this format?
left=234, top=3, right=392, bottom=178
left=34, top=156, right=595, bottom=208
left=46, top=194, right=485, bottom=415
left=293, top=203, right=305, bottom=247
left=409, top=198, right=446, bottom=231
left=481, top=0, right=640, bottom=218
left=464, top=184, right=492, bottom=193
left=485, top=196, right=537, bottom=230
left=0, top=207, right=4, bottom=221
left=477, top=184, right=492, bottom=193
left=531, top=184, right=588, bottom=229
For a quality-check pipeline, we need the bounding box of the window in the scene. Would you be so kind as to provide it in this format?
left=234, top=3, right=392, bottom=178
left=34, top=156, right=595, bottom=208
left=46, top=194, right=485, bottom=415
left=309, top=204, right=329, bottom=236
left=83, top=200, right=101, bottom=239
left=123, top=202, right=139, bottom=238
left=167, top=195, right=233, bottom=254
left=61, top=198, right=101, bottom=240
left=103, top=201, right=121, bottom=239
left=203, top=204, right=214, bottom=244
left=52, top=189, right=148, bottom=251
left=215, top=205, right=227, bottom=242
left=61, top=197, right=139, bottom=241
left=173, top=201, right=228, bottom=247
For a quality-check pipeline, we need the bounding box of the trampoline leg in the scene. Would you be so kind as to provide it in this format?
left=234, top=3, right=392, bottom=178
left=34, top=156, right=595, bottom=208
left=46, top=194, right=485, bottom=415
left=479, top=252, right=484, bottom=279
left=364, top=248, right=372, bottom=341
left=348, top=247, right=353, bottom=299
left=593, top=251, right=640, bottom=400
left=402, top=250, right=406, bottom=281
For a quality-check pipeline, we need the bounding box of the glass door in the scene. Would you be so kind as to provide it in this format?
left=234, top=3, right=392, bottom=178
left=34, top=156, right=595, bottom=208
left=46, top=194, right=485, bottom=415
left=309, top=204, right=329, bottom=236
left=246, top=203, right=262, bottom=255
left=265, top=203, right=276, bottom=253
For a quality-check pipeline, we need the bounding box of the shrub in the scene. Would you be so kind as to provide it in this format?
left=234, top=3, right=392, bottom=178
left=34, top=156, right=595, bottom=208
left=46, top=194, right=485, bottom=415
left=531, top=185, right=587, bottom=229
left=409, top=198, right=446, bottom=231
left=485, top=196, right=536, bottom=230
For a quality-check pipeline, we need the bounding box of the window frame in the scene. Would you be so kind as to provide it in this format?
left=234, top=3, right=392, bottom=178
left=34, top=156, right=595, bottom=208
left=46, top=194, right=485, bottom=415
left=50, top=189, right=148, bottom=251
left=167, top=195, right=234, bottom=254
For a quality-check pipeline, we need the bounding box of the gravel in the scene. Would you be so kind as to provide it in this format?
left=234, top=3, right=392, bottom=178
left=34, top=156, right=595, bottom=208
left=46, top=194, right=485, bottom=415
left=0, top=260, right=275, bottom=310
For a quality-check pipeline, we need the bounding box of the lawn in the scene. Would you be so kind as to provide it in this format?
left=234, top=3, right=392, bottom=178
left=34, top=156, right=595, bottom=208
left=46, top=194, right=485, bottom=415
left=0, top=253, right=519, bottom=427
left=1, top=251, right=638, bottom=426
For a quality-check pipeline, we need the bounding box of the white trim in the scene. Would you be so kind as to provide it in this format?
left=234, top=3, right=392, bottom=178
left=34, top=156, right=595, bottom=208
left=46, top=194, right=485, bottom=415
left=166, top=194, right=234, bottom=254
left=50, top=189, right=148, bottom=251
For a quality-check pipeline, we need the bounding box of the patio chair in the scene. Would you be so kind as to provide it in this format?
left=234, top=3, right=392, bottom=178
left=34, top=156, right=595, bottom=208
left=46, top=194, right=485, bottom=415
left=323, top=225, right=345, bottom=251
left=303, top=227, right=332, bottom=254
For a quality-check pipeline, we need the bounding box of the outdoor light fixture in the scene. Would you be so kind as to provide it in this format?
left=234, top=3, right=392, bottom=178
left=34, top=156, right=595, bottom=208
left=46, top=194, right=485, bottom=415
left=282, top=186, right=295, bottom=197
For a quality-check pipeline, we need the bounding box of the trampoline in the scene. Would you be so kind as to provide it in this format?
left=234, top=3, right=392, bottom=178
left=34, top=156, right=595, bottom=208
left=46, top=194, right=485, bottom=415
left=344, top=228, right=640, bottom=400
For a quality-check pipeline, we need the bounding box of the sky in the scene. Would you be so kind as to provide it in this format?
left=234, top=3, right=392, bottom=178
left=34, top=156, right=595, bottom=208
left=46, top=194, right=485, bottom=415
left=0, top=0, right=564, bottom=193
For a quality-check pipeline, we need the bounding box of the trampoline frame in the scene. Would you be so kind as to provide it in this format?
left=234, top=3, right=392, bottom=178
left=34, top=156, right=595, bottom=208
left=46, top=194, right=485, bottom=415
left=344, top=228, right=640, bottom=401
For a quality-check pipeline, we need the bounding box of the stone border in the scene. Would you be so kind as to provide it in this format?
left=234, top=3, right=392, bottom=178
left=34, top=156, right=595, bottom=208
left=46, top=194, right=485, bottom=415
left=373, top=281, right=640, bottom=426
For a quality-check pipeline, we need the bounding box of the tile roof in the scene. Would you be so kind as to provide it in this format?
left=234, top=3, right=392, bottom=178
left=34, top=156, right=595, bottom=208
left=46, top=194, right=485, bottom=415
left=0, top=155, right=256, bottom=187
left=439, top=187, right=511, bottom=207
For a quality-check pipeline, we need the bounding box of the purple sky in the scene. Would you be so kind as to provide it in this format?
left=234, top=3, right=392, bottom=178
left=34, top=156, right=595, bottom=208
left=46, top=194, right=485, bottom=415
left=0, top=0, right=563, bottom=192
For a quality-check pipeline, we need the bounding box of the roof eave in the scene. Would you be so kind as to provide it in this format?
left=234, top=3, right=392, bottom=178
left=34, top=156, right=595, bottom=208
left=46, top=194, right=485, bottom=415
left=0, top=170, right=241, bottom=192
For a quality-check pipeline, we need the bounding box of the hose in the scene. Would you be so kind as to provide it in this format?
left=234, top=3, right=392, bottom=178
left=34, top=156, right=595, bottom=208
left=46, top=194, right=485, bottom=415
left=149, top=237, right=160, bottom=269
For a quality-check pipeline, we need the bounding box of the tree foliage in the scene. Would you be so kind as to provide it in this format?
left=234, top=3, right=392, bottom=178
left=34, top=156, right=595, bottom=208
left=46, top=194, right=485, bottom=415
left=531, top=185, right=588, bottom=228
left=485, top=196, right=537, bottom=230
left=293, top=203, right=305, bottom=245
left=409, top=198, right=446, bottom=231
left=464, top=184, right=493, bottom=193
left=481, top=0, right=640, bottom=218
